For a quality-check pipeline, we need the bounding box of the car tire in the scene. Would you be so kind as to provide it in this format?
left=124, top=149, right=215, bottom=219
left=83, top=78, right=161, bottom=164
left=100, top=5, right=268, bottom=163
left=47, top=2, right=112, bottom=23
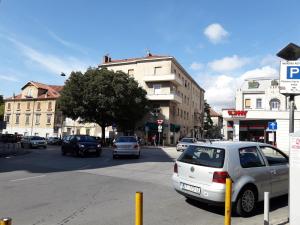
left=96, top=150, right=101, bottom=157
left=234, top=185, right=257, bottom=217
left=75, top=150, right=81, bottom=157
left=21, top=143, right=24, bottom=148
left=113, top=154, right=117, bottom=159
left=29, top=143, right=33, bottom=149
left=135, top=152, right=140, bottom=159
left=44, top=145, right=47, bottom=149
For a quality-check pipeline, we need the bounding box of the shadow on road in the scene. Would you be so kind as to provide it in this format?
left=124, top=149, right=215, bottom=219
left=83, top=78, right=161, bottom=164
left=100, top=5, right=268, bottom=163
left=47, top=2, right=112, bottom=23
left=185, top=194, right=288, bottom=217
left=0, top=146, right=176, bottom=174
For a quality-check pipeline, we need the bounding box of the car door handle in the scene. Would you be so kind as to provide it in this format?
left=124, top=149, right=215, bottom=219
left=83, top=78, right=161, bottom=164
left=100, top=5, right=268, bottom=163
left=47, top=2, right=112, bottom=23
left=271, top=169, right=277, bottom=175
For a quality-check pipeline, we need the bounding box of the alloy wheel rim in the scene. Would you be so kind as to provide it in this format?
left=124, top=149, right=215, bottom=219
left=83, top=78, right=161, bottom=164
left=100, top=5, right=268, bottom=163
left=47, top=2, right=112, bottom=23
left=241, top=190, right=255, bottom=212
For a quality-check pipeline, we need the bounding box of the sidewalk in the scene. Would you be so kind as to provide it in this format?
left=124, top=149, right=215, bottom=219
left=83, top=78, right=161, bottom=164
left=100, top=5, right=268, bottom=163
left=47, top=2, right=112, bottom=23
left=0, top=142, right=30, bottom=157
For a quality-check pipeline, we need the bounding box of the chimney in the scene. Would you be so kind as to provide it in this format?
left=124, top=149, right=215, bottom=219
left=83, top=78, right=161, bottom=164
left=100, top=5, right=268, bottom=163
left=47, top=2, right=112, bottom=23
left=103, top=55, right=109, bottom=63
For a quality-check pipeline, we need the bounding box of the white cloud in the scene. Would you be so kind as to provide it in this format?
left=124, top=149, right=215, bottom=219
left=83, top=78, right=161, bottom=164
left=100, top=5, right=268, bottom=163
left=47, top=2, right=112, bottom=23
left=6, top=37, right=92, bottom=75
left=208, top=55, right=250, bottom=73
left=190, top=62, right=204, bottom=70
left=0, top=75, right=19, bottom=82
left=260, top=54, right=280, bottom=68
left=199, top=66, right=279, bottom=110
left=204, top=23, right=229, bottom=44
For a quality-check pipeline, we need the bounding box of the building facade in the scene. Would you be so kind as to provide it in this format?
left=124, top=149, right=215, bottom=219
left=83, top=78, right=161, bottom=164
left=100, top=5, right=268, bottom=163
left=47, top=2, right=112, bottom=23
left=101, top=53, right=205, bottom=144
left=222, top=78, right=300, bottom=153
left=3, top=81, right=63, bottom=137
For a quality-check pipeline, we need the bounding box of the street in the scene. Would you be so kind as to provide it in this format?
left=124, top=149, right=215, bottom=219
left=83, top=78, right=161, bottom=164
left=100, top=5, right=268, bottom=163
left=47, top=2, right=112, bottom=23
left=0, top=145, right=288, bottom=225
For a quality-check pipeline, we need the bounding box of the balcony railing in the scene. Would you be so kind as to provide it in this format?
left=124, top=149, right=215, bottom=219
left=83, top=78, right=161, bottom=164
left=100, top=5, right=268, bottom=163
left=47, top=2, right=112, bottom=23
left=143, top=73, right=183, bottom=86
left=147, top=91, right=182, bottom=103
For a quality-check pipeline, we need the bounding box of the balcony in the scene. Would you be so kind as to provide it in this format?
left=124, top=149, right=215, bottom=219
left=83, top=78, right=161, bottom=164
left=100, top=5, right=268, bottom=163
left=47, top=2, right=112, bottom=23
left=143, top=74, right=183, bottom=86
left=147, top=92, right=182, bottom=103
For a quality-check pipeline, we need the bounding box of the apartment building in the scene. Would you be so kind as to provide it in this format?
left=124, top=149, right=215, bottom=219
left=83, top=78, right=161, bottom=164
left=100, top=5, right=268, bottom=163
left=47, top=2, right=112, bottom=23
left=3, top=81, right=63, bottom=137
left=100, top=53, right=205, bottom=144
left=222, top=78, right=300, bottom=152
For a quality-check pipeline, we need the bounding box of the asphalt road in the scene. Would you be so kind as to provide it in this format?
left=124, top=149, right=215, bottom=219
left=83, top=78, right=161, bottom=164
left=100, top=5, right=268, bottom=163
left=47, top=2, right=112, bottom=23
left=0, top=145, right=288, bottom=225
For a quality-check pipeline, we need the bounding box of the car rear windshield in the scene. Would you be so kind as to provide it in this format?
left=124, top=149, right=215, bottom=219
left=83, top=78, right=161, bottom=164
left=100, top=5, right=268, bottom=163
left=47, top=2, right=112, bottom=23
left=31, top=136, right=44, bottom=140
left=180, top=138, right=194, bottom=143
left=75, top=136, right=96, bottom=142
left=116, top=136, right=137, bottom=143
left=178, top=145, right=225, bottom=168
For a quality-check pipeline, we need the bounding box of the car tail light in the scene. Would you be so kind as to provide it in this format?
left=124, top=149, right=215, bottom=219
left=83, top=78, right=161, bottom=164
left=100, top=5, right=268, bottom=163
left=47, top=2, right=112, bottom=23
left=212, top=171, right=229, bottom=184
left=174, top=163, right=178, bottom=174
left=134, top=144, right=138, bottom=148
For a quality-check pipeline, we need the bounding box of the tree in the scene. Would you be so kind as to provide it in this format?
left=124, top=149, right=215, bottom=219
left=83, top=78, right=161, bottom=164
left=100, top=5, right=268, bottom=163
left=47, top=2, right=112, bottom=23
left=203, top=100, right=213, bottom=136
left=58, top=68, right=149, bottom=141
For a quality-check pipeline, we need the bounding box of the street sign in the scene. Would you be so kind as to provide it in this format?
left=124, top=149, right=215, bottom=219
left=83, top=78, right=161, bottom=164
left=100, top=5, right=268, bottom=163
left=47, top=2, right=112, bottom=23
left=157, top=119, right=163, bottom=125
left=158, top=125, right=162, bottom=132
left=280, top=61, right=300, bottom=94
left=268, top=121, right=277, bottom=131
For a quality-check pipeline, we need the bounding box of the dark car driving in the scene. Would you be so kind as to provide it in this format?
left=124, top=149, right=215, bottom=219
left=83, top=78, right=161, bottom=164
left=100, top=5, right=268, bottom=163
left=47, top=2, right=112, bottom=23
left=61, top=135, right=102, bottom=157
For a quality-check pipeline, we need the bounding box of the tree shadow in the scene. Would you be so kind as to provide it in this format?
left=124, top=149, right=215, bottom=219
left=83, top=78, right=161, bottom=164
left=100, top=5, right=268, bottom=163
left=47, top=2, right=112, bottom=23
left=0, top=145, right=177, bottom=174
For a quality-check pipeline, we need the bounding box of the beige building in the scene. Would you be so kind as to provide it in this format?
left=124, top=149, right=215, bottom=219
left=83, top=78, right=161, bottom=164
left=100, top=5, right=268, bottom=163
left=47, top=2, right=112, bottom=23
left=3, top=81, right=104, bottom=138
left=3, top=81, right=63, bottom=137
left=101, top=53, right=205, bottom=144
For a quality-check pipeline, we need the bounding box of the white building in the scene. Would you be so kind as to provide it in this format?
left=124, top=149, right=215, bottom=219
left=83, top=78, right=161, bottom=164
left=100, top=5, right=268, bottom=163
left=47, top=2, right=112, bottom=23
left=222, top=78, right=300, bottom=153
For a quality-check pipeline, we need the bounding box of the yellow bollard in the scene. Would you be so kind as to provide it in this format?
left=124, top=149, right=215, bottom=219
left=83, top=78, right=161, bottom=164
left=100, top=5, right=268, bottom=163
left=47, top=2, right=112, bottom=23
left=0, top=218, right=12, bottom=225
left=224, top=178, right=232, bottom=225
left=135, top=192, right=143, bottom=225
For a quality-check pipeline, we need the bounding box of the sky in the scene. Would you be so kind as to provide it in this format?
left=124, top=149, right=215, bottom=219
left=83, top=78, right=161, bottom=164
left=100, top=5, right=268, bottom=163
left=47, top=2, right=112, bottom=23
left=0, top=0, right=300, bottom=110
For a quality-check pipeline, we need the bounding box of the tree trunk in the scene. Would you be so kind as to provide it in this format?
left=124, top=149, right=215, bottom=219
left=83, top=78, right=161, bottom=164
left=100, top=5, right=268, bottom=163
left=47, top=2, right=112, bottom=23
left=101, top=125, right=106, bottom=146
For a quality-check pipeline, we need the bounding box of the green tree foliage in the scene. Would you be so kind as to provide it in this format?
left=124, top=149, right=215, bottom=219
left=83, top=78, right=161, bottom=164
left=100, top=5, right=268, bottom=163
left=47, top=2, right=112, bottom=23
left=204, top=100, right=213, bottom=132
left=58, top=68, right=149, bottom=140
left=0, top=95, right=4, bottom=121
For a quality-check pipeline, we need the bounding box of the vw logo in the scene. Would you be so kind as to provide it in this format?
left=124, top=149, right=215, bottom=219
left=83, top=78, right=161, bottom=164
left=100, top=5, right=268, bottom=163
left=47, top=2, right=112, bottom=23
left=190, top=166, right=195, bottom=172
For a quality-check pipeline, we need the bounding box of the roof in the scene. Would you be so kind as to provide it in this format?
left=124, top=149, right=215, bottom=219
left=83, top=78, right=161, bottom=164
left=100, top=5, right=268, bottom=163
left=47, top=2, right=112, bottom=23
left=103, top=54, right=170, bottom=64
left=6, top=81, right=63, bottom=100
left=209, top=108, right=221, bottom=117
left=191, top=141, right=272, bottom=149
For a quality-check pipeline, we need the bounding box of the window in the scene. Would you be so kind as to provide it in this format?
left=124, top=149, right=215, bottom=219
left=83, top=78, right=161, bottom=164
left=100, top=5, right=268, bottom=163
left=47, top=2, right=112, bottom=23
left=48, top=102, right=52, bottom=111
left=173, top=69, right=177, bottom=74
left=27, top=102, right=30, bottom=110
left=67, top=128, right=71, bottom=135
left=239, top=146, right=265, bottom=168
left=245, top=99, right=251, bottom=108
left=154, top=66, right=162, bottom=75
left=128, top=69, right=134, bottom=76
left=76, top=129, right=80, bottom=135
left=153, top=84, right=161, bottom=95
left=177, top=108, right=179, bottom=116
left=178, top=146, right=225, bottom=168
left=187, top=112, right=189, bottom=119
left=259, top=146, right=288, bottom=166
left=25, top=114, right=30, bottom=125
left=37, top=102, right=41, bottom=110
left=256, top=98, right=262, bottom=109
left=7, top=103, right=11, bottom=110
left=15, top=114, right=20, bottom=124
left=47, top=114, right=52, bottom=124
left=270, top=99, right=280, bottom=110
left=181, top=109, right=183, bottom=118
left=5, top=114, right=10, bottom=123
left=86, top=128, right=90, bottom=135
left=35, top=114, right=41, bottom=124
left=17, top=103, right=21, bottom=110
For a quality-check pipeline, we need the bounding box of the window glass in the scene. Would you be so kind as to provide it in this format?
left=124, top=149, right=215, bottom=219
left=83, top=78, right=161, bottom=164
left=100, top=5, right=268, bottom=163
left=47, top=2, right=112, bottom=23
left=128, top=69, right=134, bottom=76
left=153, top=84, right=161, bottom=94
left=181, top=138, right=194, bottom=143
left=239, top=146, right=265, bottom=168
left=47, top=114, right=52, bottom=124
left=245, top=99, right=251, bottom=108
left=270, top=99, right=280, bottom=110
left=154, top=66, right=162, bottom=75
left=115, top=136, right=137, bottom=143
left=25, top=114, right=30, bottom=124
left=16, top=114, right=20, bottom=124
left=256, top=98, right=262, bottom=109
left=178, top=146, right=225, bottom=168
left=259, top=146, right=288, bottom=165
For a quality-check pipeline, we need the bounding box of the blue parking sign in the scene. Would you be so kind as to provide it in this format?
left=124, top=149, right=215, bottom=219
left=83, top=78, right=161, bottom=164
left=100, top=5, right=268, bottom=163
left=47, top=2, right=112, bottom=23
left=268, top=122, right=277, bottom=131
left=287, top=66, right=300, bottom=79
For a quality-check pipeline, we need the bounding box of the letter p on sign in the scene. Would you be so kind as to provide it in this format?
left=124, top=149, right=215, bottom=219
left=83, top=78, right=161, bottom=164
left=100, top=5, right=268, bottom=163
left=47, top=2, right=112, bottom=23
left=287, top=66, right=300, bottom=79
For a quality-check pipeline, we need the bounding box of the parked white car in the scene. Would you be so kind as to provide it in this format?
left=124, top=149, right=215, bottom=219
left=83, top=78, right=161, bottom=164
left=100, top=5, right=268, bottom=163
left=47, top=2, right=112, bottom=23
left=176, top=138, right=197, bottom=151
left=172, top=141, right=289, bottom=217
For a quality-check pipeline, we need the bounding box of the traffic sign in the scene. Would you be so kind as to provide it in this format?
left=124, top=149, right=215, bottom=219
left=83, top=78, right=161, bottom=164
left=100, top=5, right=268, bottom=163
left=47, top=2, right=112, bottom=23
left=268, top=121, right=277, bottom=131
left=280, top=61, right=300, bottom=95
left=157, top=119, right=163, bottom=125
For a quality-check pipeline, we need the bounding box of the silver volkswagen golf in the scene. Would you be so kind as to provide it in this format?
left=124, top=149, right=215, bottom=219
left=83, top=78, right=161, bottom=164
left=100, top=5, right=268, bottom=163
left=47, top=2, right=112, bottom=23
left=172, top=141, right=289, bottom=217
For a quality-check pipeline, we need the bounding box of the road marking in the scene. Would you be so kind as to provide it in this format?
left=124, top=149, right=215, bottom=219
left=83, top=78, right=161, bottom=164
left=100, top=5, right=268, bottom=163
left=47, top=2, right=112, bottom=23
left=10, top=175, right=46, bottom=182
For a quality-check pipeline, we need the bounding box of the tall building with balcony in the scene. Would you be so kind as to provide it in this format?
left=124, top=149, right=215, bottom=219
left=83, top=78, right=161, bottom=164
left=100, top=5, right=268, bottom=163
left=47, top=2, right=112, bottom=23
left=100, top=53, right=205, bottom=144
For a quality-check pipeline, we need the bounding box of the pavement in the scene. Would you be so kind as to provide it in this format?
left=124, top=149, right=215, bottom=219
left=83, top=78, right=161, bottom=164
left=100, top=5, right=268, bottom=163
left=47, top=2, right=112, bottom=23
left=0, top=145, right=289, bottom=225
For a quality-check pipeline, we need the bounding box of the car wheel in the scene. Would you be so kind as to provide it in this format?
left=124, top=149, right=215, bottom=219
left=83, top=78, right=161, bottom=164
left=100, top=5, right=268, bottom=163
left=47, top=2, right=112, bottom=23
left=113, top=154, right=117, bottom=159
left=29, top=143, right=33, bottom=149
left=135, top=152, right=140, bottom=159
left=44, top=145, right=47, bottom=149
left=235, top=185, right=257, bottom=217
left=96, top=150, right=101, bottom=157
left=21, top=143, right=24, bottom=148
left=61, top=149, right=66, bottom=156
left=75, top=149, right=81, bottom=157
